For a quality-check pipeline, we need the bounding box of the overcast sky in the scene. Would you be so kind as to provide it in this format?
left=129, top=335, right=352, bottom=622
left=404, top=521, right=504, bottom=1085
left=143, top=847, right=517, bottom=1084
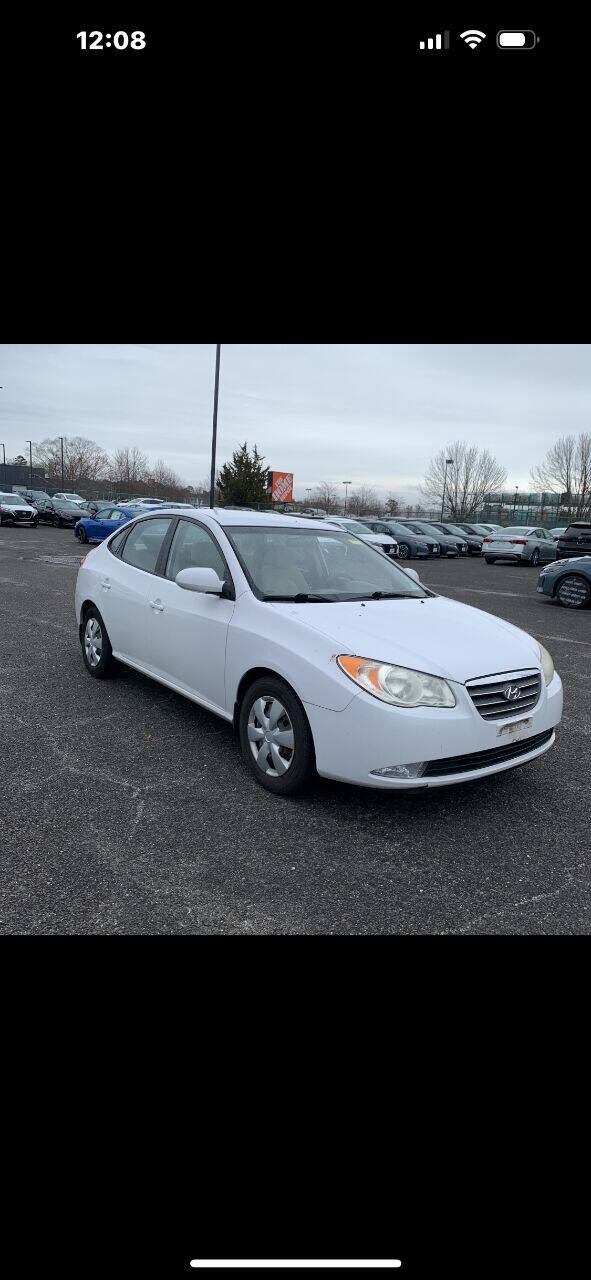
left=1, top=344, right=589, bottom=502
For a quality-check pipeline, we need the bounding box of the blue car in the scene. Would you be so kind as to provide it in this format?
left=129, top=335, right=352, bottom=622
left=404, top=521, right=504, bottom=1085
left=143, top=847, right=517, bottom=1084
left=537, top=556, right=591, bottom=609
left=75, top=504, right=138, bottom=545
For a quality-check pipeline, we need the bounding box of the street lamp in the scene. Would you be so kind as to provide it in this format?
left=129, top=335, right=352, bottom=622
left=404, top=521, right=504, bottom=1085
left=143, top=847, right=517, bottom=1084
left=306, top=488, right=312, bottom=506
left=60, top=436, right=65, bottom=491
left=210, top=344, right=222, bottom=509
left=513, top=487, right=519, bottom=517
left=26, top=440, right=33, bottom=490
left=440, top=459, right=454, bottom=521
left=343, top=481, right=352, bottom=514
left=0, top=442, right=6, bottom=488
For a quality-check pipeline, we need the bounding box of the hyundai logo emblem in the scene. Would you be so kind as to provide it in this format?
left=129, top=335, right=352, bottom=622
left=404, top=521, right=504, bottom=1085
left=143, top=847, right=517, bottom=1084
left=504, top=685, right=522, bottom=701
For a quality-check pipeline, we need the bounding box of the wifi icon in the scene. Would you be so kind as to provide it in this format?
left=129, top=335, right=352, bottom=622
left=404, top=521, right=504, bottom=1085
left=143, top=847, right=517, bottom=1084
left=460, top=29, right=487, bottom=49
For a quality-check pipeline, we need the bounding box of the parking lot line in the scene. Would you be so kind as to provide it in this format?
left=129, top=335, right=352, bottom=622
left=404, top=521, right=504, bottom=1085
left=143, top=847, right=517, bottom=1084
left=536, top=634, right=591, bottom=647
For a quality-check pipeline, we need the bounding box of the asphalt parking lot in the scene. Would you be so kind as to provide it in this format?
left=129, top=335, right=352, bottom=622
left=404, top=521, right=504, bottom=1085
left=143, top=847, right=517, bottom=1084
left=1, top=525, right=590, bottom=934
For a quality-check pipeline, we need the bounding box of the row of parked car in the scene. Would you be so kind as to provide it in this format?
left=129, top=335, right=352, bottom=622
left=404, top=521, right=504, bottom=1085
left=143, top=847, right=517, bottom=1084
left=0, top=488, right=196, bottom=531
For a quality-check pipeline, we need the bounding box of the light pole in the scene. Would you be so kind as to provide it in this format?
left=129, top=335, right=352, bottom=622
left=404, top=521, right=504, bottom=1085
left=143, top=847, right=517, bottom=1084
left=26, top=441, right=33, bottom=490
left=0, top=443, right=6, bottom=488
left=513, top=487, right=519, bottom=517
left=210, top=344, right=222, bottom=508
left=60, top=436, right=65, bottom=491
left=343, top=481, right=352, bottom=514
left=440, top=459, right=454, bottom=521
left=306, top=488, right=312, bottom=507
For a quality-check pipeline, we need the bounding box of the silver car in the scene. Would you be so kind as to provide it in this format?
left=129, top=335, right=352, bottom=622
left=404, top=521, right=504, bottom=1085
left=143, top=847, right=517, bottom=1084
left=324, top=517, right=399, bottom=558
left=483, top=526, right=558, bottom=567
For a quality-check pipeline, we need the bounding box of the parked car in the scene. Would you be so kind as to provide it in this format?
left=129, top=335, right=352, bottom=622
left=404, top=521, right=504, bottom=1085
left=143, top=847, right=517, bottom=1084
left=537, top=556, right=591, bottom=609
left=127, top=498, right=167, bottom=510
left=458, top=522, right=496, bottom=540
left=86, top=498, right=120, bottom=518
left=358, top=519, right=439, bottom=560
left=75, top=510, right=562, bottom=796
left=75, top=505, right=139, bottom=544
left=0, top=492, right=39, bottom=526
left=48, top=498, right=92, bottom=528
left=53, top=492, right=86, bottom=508
left=554, top=523, right=591, bottom=561
left=22, top=489, right=53, bottom=513
left=430, top=522, right=483, bottom=555
left=397, top=520, right=462, bottom=558
left=549, top=528, right=567, bottom=541
left=324, top=517, right=398, bottom=558
left=483, top=527, right=558, bottom=566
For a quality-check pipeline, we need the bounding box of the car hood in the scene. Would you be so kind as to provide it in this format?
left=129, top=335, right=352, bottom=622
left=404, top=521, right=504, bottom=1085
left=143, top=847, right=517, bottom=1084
left=272, top=595, right=542, bottom=684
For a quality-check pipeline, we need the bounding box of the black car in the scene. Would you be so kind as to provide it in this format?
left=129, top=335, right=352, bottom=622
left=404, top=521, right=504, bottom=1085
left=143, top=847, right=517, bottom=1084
left=555, top=522, right=591, bottom=561
left=23, top=489, right=54, bottom=513
left=47, top=498, right=92, bottom=528
left=433, top=522, right=484, bottom=555
left=362, top=519, right=439, bottom=559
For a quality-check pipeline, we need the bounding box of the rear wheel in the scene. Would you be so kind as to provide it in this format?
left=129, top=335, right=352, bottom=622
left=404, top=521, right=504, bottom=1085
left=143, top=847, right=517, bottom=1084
left=531, top=549, right=540, bottom=567
left=485, top=557, right=495, bottom=565
left=398, top=543, right=411, bottom=560
left=81, top=607, right=117, bottom=678
left=77, top=526, right=88, bottom=543
left=555, top=575, right=591, bottom=610
left=239, top=677, right=316, bottom=795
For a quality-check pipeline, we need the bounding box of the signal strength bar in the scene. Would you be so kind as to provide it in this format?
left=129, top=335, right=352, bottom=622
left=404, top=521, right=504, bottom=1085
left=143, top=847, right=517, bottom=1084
left=419, top=31, right=450, bottom=50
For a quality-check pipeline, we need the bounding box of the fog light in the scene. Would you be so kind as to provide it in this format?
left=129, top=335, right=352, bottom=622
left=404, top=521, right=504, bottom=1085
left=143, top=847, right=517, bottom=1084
left=370, top=763, right=426, bottom=779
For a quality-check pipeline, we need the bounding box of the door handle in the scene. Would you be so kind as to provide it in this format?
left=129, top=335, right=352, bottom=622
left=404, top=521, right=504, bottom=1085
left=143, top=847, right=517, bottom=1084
left=149, top=599, right=164, bottom=613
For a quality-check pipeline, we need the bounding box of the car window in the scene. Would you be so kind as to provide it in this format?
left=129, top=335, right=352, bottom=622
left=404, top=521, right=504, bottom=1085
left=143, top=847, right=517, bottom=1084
left=121, top=519, right=173, bottom=575
left=110, top=511, right=128, bottom=523
left=109, top=528, right=129, bottom=555
left=165, top=520, right=227, bottom=582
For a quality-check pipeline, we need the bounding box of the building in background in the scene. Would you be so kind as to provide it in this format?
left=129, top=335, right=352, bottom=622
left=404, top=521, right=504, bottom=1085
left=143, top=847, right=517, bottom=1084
left=1, top=462, right=46, bottom=491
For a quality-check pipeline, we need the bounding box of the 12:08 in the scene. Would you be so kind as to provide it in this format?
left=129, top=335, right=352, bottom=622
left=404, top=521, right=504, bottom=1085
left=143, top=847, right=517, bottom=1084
left=76, top=32, right=146, bottom=50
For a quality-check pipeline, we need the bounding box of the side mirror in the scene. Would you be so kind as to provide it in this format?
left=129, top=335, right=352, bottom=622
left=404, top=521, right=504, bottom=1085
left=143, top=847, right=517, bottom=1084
left=402, top=567, right=421, bottom=584
left=176, top=567, right=225, bottom=595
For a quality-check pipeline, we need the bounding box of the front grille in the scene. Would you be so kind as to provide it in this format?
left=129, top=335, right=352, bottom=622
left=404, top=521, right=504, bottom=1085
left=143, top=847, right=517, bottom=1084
left=423, top=729, right=554, bottom=778
left=467, top=672, right=542, bottom=721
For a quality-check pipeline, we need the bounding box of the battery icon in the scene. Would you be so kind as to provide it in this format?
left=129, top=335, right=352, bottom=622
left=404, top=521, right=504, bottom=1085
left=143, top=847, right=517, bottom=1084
left=497, top=30, right=538, bottom=49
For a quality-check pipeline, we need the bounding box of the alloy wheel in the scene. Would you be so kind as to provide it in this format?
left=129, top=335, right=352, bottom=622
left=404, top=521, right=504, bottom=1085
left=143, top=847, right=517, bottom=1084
left=399, top=543, right=411, bottom=559
left=247, top=696, right=295, bottom=777
left=84, top=618, right=103, bottom=668
left=531, top=549, right=540, bottom=566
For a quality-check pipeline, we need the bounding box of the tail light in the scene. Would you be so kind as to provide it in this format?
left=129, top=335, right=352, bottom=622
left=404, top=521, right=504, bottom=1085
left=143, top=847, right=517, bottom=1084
left=80, top=556, right=87, bottom=566
left=511, top=539, right=527, bottom=545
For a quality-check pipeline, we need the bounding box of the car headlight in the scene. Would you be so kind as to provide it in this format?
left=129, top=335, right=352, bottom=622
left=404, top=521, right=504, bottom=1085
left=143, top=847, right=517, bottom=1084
left=538, top=643, right=555, bottom=687
left=337, top=656, right=456, bottom=708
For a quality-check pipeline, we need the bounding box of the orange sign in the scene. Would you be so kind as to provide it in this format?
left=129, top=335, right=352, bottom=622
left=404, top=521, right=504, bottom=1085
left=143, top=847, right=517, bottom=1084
left=268, top=471, right=294, bottom=504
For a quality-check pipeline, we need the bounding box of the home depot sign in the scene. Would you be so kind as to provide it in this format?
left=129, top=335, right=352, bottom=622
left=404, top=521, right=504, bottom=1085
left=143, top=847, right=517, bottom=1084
left=267, top=471, right=294, bottom=504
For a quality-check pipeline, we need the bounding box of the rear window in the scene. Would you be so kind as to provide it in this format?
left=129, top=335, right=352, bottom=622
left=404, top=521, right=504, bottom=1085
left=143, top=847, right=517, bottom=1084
left=563, top=525, right=591, bottom=540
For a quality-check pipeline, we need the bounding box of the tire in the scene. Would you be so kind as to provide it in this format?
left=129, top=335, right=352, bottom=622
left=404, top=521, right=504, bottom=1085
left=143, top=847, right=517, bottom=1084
left=239, top=676, right=316, bottom=796
left=77, top=526, right=88, bottom=543
left=485, top=558, right=495, bottom=565
left=555, top=575, right=591, bottom=610
left=53, top=515, right=61, bottom=528
left=531, top=549, right=540, bottom=567
left=398, top=543, right=411, bottom=560
left=81, top=607, right=117, bottom=678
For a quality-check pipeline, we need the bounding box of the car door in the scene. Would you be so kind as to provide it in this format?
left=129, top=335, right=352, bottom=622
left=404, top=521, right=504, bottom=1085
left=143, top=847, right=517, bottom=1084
left=537, top=529, right=556, bottom=562
left=102, top=517, right=175, bottom=667
left=146, top=519, right=236, bottom=713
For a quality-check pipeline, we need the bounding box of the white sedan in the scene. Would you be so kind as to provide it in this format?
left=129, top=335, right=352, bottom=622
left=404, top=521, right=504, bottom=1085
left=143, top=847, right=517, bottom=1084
left=75, top=510, right=563, bottom=795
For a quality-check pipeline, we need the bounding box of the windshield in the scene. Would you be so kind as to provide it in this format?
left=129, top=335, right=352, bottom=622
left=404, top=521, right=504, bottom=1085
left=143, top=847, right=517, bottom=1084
left=1, top=495, right=25, bottom=506
left=444, top=524, right=471, bottom=537
left=227, top=527, right=429, bottom=602
left=499, top=528, right=534, bottom=536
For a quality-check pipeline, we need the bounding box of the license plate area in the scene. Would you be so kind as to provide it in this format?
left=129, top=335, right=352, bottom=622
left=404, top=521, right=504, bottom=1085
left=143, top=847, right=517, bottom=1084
left=497, top=717, right=533, bottom=739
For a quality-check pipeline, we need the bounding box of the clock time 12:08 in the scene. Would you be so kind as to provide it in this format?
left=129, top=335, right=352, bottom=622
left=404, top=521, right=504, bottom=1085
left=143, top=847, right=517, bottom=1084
left=76, top=32, right=146, bottom=50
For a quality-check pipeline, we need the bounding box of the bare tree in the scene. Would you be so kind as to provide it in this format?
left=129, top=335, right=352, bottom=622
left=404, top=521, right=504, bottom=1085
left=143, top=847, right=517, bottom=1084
left=348, top=485, right=378, bottom=516
left=34, top=436, right=109, bottom=486
left=385, top=494, right=401, bottom=517
left=422, top=442, right=508, bottom=519
left=530, top=432, right=591, bottom=519
left=108, top=446, right=149, bottom=489
left=309, top=482, right=340, bottom=513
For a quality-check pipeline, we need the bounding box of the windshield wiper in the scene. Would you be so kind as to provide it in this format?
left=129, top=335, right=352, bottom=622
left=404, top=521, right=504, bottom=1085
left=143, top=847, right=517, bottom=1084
left=262, top=593, right=334, bottom=603
left=348, top=591, right=422, bottom=601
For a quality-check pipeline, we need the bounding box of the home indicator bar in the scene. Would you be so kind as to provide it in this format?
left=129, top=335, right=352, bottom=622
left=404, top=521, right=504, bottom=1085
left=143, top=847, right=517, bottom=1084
left=190, top=1265, right=402, bottom=1271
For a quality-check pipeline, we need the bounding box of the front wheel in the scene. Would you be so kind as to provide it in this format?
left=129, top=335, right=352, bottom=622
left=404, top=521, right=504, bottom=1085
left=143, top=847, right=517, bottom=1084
left=398, top=543, right=411, bottom=560
left=239, top=677, right=316, bottom=795
left=556, top=575, right=591, bottom=610
left=77, top=526, right=88, bottom=543
left=485, top=557, right=495, bottom=565
left=531, top=549, right=540, bottom=567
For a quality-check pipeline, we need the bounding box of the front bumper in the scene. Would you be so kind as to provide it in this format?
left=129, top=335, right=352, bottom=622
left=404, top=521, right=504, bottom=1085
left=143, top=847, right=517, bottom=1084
left=305, top=672, right=563, bottom=789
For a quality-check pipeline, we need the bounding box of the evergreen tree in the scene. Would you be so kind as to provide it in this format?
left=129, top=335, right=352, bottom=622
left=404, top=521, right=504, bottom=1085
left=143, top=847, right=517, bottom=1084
left=217, top=442, right=268, bottom=507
